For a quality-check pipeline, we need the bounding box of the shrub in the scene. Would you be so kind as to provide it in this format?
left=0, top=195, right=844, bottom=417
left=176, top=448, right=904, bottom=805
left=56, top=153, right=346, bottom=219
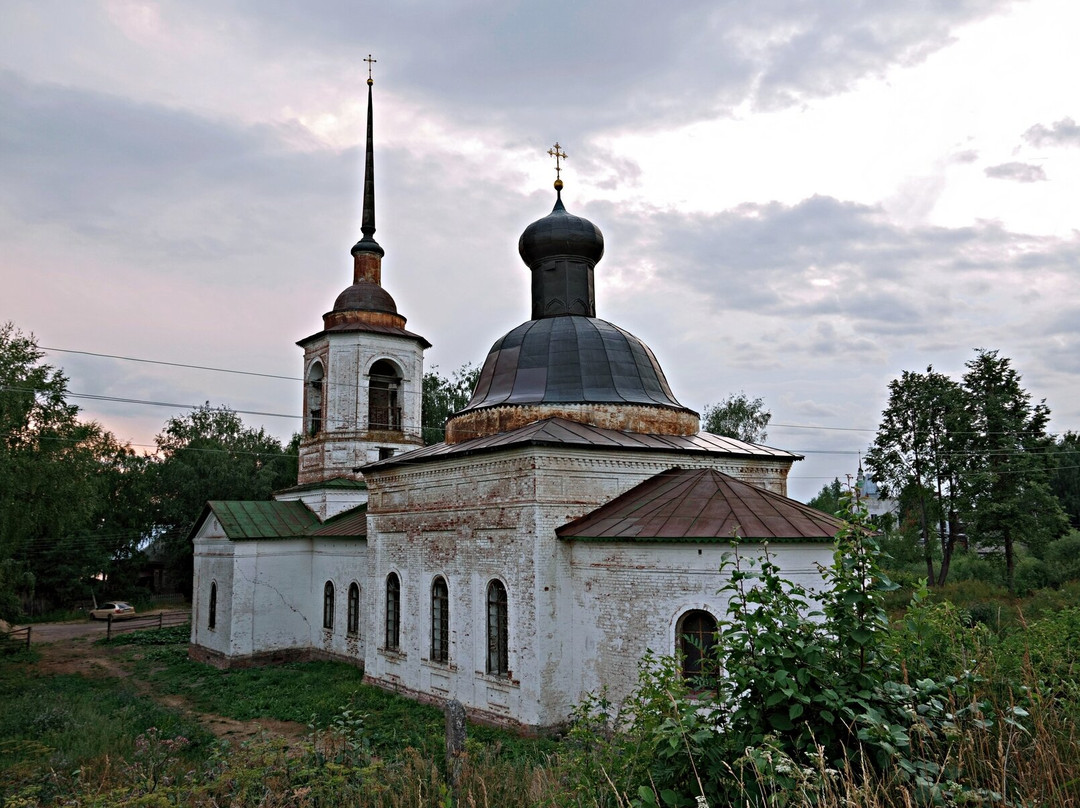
left=1044, top=531, right=1080, bottom=585
left=1013, top=555, right=1049, bottom=596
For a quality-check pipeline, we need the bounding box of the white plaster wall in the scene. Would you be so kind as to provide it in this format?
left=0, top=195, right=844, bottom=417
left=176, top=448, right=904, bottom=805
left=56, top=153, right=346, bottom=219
left=191, top=515, right=236, bottom=654
left=309, top=538, right=368, bottom=664
left=563, top=541, right=835, bottom=710
left=361, top=443, right=801, bottom=729
left=224, top=540, right=314, bottom=657
left=299, top=332, right=425, bottom=482
left=273, top=487, right=369, bottom=521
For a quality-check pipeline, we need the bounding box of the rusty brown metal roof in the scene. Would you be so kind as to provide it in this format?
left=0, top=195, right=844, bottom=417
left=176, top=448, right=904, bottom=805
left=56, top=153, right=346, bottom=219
left=556, top=467, right=844, bottom=543
left=297, top=321, right=431, bottom=349
left=275, top=477, right=368, bottom=496
left=361, top=416, right=801, bottom=472
left=309, top=505, right=368, bottom=538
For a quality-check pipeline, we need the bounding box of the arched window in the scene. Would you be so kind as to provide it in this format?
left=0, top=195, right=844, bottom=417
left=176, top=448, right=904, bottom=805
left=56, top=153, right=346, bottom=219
left=208, top=582, right=217, bottom=630
left=486, top=580, right=508, bottom=676
left=385, top=573, right=401, bottom=651
left=323, top=581, right=335, bottom=630
left=368, top=359, right=402, bottom=431
left=431, top=576, right=449, bottom=663
left=347, top=582, right=360, bottom=636
left=677, top=610, right=719, bottom=684
left=306, top=362, right=325, bottom=436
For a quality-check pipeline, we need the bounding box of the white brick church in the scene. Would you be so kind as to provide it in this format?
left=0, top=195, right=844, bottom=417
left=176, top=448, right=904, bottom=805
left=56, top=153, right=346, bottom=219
left=189, top=79, right=843, bottom=731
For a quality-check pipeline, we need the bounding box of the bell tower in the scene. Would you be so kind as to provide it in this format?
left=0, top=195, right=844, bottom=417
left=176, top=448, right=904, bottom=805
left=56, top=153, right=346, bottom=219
left=296, top=63, right=429, bottom=485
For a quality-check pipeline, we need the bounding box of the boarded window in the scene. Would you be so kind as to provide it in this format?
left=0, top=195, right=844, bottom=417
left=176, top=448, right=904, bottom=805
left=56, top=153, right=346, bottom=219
left=347, top=582, right=360, bottom=636
left=431, top=576, right=449, bottom=663
left=385, top=573, right=401, bottom=651
left=486, top=580, right=508, bottom=676
left=323, top=581, right=335, bottom=630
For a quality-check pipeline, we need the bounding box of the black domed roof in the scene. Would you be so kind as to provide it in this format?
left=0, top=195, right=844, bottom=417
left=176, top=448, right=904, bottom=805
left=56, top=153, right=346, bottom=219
left=460, top=315, right=686, bottom=411
left=332, top=280, right=398, bottom=315
left=518, top=195, right=604, bottom=267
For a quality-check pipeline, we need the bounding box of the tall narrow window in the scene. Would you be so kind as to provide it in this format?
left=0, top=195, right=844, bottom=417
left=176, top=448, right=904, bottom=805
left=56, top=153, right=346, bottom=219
left=368, top=359, right=402, bottom=431
left=306, top=362, right=325, bottom=436
left=431, top=576, right=449, bottom=663
left=678, top=610, right=719, bottom=684
left=208, top=582, right=217, bottom=630
left=486, top=580, right=508, bottom=676
left=323, top=581, right=335, bottom=630
left=385, top=572, right=401, bottom=651
left=347, top=582, right=360, bottom=636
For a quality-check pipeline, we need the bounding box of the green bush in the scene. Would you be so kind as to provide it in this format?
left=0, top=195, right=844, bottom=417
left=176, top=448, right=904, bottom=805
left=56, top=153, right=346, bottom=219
left=1014, top=555, right=1049, bottom=596
left=1044, top=531, right=1080, bottom=585
left=946, top=550, right=1003, bottom=586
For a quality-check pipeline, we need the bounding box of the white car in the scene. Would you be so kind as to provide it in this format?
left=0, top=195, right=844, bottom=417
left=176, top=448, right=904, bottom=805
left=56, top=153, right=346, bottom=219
left=89, top=601, right=136, bottom=620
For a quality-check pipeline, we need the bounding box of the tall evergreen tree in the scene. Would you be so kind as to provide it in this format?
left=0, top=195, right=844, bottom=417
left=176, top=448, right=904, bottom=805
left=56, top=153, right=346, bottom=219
left=961, top=350, right=1067, bottom=590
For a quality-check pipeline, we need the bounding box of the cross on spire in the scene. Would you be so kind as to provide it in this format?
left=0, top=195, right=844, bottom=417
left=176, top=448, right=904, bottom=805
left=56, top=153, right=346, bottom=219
left=364, top=54, right=377, bottom=85
left=547, top=142, right=567, bottom=181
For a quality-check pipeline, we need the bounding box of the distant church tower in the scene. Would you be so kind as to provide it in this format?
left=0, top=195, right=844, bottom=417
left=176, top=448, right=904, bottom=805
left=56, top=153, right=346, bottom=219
left=296, top=68, right=429, bottom=484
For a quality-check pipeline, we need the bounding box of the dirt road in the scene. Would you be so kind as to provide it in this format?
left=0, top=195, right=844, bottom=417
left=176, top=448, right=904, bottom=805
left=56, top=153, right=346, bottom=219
left=21, top=609, right=191, bottom=644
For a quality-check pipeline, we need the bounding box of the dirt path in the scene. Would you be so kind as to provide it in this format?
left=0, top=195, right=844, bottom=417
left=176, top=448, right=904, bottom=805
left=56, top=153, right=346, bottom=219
left=28, top=619, right=309, bottom=745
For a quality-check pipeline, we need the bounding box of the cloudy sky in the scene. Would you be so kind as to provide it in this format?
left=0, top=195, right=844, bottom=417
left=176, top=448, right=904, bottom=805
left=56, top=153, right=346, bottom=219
left=3, top=0, right=1078, bottom=501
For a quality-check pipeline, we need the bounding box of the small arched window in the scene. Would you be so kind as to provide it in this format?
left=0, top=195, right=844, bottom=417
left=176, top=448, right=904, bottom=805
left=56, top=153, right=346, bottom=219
left=306, top=362, right=325, bottom=436
left=368, top=359, right=402, bottom=431
left=208, top=582, right=217, bottom=630
left=431, top=576, right=449, bottom=663
left=323, top=581, right=335, bottom=630
left=347, top=582, right=360, bottom=636
left=677, top=610, right=719, bottom=684
left=385, top=573, right=401, bottom=651
left=486, top=580, right=508, bottom=676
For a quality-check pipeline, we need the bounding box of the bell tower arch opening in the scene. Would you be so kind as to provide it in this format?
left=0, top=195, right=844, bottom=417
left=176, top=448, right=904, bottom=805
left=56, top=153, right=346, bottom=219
left=367, top=358, right=403, bottom=432
left=305, top=360, right=325, bottom=436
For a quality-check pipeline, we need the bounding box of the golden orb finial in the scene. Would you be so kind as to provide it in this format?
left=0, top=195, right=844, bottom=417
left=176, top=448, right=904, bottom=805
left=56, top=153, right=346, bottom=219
left=548, top=142, right=567, bottom=189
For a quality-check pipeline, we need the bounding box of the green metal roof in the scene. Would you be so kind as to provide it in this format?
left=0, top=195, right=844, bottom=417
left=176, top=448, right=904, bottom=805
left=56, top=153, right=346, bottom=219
left=207, top=500, right=320, bottom=539
left=198, top=500, right=369, bottom=541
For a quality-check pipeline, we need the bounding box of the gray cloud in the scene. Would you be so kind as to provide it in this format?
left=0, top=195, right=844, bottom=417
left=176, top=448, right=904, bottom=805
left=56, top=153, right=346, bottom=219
left=984, top=162, right=1047, bottom=182
left=163, top=0, right=1012, bottom=134
left=1024, top=117, right=1080, bottom=148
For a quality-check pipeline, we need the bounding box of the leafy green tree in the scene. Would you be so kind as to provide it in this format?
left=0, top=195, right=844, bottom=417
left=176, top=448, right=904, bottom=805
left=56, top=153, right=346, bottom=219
left=961, top=349, right=1067, bottom=590
left=807, top=477, right=844, bottom=515
left=421, top=363, right=479, bottom=445
left=148, top=405, right=297, bottom=595
left=865, top=366, right=969, bottom=585
left=0, top=323, right=143, bottom=615
left=1049, top=431, right=1080, bottom=529
left=701, top=391, right=771, bottom=443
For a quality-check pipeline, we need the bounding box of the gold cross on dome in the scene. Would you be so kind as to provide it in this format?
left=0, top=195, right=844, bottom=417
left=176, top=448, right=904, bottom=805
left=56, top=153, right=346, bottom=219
left=548, top=142, right=567, bottom=180
left=364, top=54, right=377, bottom=81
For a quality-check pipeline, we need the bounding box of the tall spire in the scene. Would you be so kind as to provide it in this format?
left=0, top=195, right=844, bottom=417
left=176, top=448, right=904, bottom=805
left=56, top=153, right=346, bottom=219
left=352, top=56, right=384, bottom=283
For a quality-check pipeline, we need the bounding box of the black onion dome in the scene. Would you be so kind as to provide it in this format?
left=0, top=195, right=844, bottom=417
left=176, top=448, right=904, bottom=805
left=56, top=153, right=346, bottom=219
left=332, top=280, right=398, bottom=315
left=460, top=316, right=687, bottom=411
left=518, top=195, right=604, bottom=267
